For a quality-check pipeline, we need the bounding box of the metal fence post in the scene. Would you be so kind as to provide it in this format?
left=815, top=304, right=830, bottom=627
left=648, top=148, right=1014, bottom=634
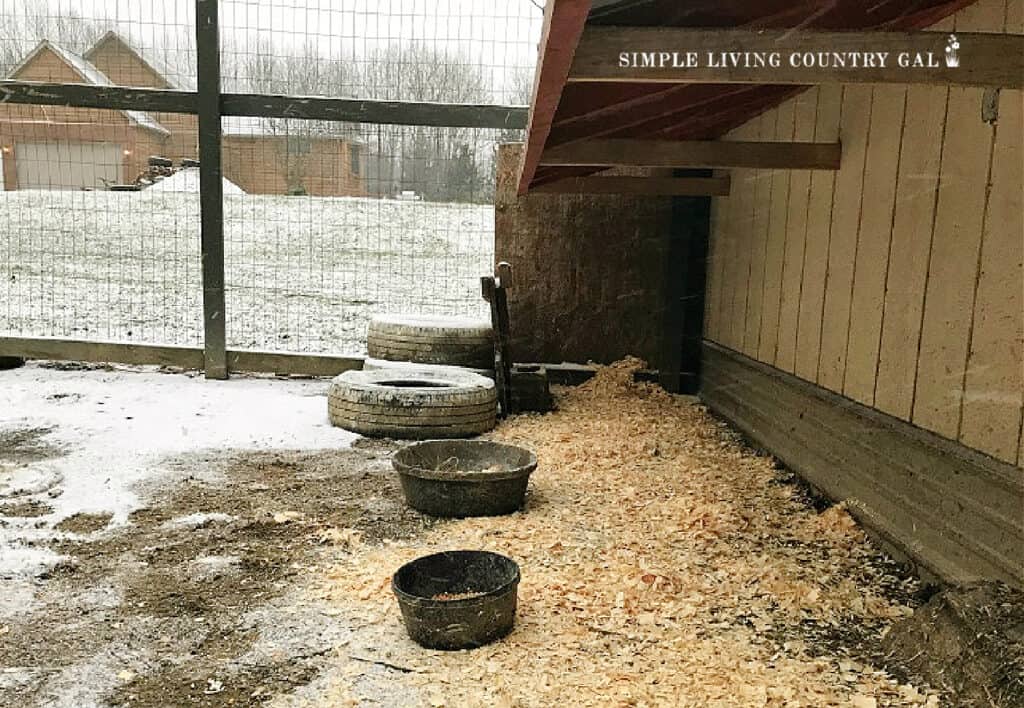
left=195, top=0, right=227, bottom=379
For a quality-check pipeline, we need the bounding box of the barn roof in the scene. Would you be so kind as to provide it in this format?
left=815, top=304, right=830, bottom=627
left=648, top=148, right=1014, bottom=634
left=7, top=40, right=170, bottom=136
left=518, top=0, right=975, bottom=193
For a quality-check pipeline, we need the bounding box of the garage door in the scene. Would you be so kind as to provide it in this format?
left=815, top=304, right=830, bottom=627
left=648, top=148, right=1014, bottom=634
left=16, top=141, right=122, bottom=190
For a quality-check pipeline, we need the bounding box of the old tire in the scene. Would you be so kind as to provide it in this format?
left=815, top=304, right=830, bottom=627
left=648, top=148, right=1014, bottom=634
left=367, top=314, right=493, bottom=369
left=328, top=368, right=496, bottom=439
left=362, top=356, right=494, bottom=380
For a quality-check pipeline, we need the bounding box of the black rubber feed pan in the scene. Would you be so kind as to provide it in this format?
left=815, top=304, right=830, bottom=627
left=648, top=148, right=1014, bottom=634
left=392, top=440, right=537, bottom=517
left=392, top=550, right=520, bottom=650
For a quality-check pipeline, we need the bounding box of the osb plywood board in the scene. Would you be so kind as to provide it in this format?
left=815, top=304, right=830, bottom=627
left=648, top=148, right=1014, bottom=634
left=494, top=144, right=672, bottom=368
left=315, top=360, right=942, bottom=707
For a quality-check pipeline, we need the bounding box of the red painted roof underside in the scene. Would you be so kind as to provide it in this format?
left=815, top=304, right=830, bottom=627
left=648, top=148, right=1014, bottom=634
left=522, top=0, right=974, bottom=192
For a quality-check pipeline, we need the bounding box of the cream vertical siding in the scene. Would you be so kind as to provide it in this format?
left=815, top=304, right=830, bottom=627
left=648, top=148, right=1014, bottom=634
left=704, top=0, right=1024, bottom=465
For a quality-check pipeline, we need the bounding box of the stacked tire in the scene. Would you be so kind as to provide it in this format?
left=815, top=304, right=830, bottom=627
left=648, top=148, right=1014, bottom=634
left=367, top=314, right=494, bottom=371
left=328, top=368, right=497, bottom=439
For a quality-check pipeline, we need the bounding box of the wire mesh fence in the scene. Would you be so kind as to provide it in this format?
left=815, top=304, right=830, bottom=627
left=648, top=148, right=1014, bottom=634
left=1, top=0, right=201, bottom=347
left=0, top=0, right=541, bottom=358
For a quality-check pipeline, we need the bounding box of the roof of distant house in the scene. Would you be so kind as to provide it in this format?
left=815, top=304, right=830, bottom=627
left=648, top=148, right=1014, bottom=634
left=7, top=39, right=169, bottom=136
left=85, top=30, right=197, bottom=92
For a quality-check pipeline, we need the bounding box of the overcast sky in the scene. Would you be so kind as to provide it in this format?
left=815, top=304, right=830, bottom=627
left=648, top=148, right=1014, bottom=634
left=21, top=0, right=543, bottom=85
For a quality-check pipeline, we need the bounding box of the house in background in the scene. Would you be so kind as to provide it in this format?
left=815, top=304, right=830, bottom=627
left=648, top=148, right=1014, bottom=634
left=0, top=31, right=366, bottom=196
left=0, top=39, right=170, bottom=190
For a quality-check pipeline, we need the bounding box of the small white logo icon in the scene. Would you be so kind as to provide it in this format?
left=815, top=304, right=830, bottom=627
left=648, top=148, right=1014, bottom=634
left=945, top=34, right=960, bottom=67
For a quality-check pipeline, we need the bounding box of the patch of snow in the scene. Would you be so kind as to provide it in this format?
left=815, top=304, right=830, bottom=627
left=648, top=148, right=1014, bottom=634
left=0, top=543, right=63, bottom=582
left=161, top=512, right=236, bottom=530
left=0, top=363, right=357, bottom=614
left=0, top=364, right=355, bottom=525
left=192, top=554, right=241, bottom=567
left=190, top=555, right=242, bottom=579
left=371, top=313, right=490, bottom=329
left=0, top=463, right=63, bottom=498
left=146, top=167, right=245, bottom=195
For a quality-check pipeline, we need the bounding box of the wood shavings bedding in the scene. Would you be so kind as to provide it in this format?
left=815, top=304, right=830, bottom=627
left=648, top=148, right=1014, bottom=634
left=314, top=357, right=940, bottom=707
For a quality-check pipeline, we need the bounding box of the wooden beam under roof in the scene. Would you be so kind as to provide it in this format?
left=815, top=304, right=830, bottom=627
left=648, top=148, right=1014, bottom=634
left=540, top=139, right=842, bottom=170
left=569, top=27, right=1024, bottom=88
left=515, top=0, right=593, bottom=196
left=531, top=174, right=731, bottom=196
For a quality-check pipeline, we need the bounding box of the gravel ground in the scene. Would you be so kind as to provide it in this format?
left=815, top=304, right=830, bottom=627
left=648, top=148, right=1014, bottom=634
left=0, top=190, right=494, bottom=355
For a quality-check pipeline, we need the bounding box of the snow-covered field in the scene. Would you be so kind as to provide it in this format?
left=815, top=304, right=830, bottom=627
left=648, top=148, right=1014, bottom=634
left=0, top=190, right=494, bottom=355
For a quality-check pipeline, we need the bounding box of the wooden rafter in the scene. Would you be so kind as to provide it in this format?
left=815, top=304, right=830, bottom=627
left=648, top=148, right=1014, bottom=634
left=539, top=139, right=842, bottom=170
left=569, top=27, right=1024, bottom=88
left=515, top=0, right=593, bottom=196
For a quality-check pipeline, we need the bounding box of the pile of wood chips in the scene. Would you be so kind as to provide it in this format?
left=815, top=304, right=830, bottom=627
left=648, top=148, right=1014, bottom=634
left=316, top=358, right=940, bottom=707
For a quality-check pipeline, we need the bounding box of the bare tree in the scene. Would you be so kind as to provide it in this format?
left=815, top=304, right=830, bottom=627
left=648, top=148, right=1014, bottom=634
left=356, top=43, right=493, bottom=202
left=0, top=0, right=106, bottom=75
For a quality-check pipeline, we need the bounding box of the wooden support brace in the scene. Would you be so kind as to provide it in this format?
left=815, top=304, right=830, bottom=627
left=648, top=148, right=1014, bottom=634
left=540, top=138, right=841, bottom=170
left=531, top=174, right=731, bottom=196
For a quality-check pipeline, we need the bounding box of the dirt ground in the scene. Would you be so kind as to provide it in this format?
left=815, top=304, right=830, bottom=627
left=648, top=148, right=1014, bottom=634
left=1, top=439, right=432, bottom=707
left=1, top=362, right=953, bottom=707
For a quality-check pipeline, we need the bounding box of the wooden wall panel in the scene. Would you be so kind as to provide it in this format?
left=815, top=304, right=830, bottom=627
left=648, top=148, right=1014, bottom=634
left=742, top=111, right=777, bottom=355
left=700, top=0, right=1023, bottom=591
left=711, top=133, right=741, bottom=346
left=843, top=84, right=907, bottom=404
left=757, top=99, right=796, bottom=363
left=960, top=2, right=1024, bottom=464
left=702, top=342, right=1024, bottom=588
left=874, top=75, right=951, bottom=419
left=703, top=0, right=1023, bottom=465
left=724, top=121, right=754, bottom=351
left=794, top=85, right=842, bottom=381
left=704, top=195, right=725, bottom=342
left=913, top=0, right=1004, bottom=439
left=817, top=85, right=873, bottom=391
left=774, top=88, right=819, bottom=373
